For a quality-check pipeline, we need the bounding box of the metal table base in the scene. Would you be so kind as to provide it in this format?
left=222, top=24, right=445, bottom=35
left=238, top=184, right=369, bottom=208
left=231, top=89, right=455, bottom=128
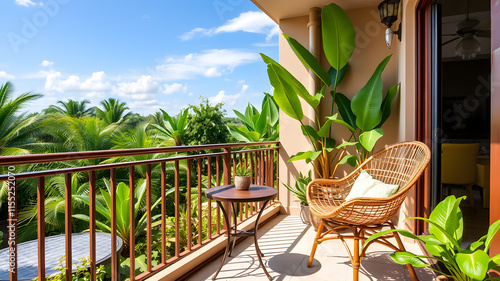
left=212, top=200, right=272, bottom=280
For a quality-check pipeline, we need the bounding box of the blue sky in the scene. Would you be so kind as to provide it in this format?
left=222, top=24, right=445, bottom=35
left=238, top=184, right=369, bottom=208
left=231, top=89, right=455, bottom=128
left=0, top=0, right=279, bottom=116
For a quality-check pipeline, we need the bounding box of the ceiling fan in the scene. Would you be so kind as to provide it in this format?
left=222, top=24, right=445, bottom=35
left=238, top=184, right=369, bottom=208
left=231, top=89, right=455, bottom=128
left=442, top=0, right=491, bottom=60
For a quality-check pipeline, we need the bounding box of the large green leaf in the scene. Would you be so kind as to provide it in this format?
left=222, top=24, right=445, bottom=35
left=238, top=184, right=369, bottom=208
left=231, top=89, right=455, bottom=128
left=390, top=252, right=429, bottom=267
left=323, top=137, right=336, bottom=153
left=321, top=3, right=355, bottom=71
left=233, top=109, right=253, bottom=130
left=263, top=58, right=304, bottom=121
left=227, top=125, right=256, bottom=143
left=456, top=250, right=490, bottom=280
left=359, top=128, right=384, bottom=152
left=378, top=83, right=400, bottom=127
left=255, top=101, right=268, bottom=135
left=301, top=125, right=319, bottom=143
left=334, top=93, right=357, bottom=130
left=429, top=195, right=464, bottom=247
left=336, top=141, right=360, bottom=150
left=317, top=117, right=334, bottom=138
left=329, top=64, right=349, bottom=89
left=326, top=114, right=355, bottom=132
left=338, top=155, right=357, bottom=167
left=485, top=220, right=500, bottom=252
left=288, top=150, right=321, bottom=163
left=261, top=53, right=318, bottom=108
left=351, top=55, right=392, bottom=131
left=283, top=33, right=331, bottom=86
left=262, top=93, right=279, bottom=127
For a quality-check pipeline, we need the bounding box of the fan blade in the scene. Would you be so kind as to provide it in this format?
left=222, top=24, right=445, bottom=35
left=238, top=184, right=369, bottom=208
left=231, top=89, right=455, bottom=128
left=473, top=19, right=490, bottom=31
left=442, top=37, right=461, bottom=46
left=476, top=30, right=491, bottom=38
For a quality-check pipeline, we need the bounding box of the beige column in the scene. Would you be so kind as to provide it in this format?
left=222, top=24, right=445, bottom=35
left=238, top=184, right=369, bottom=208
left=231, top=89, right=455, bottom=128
left=308, top=7, right=322, bottom=130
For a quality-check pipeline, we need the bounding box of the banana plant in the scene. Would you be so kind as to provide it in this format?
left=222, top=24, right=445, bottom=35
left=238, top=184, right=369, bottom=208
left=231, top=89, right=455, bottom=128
left=149, top=108, right=189, bottom=146
left=260, top=3, right=398, bottom=178
left=72, top=179, right=172, bottom=251
left=364, top=196, right=500, bottom=281
left=227, top=93, right=279, bottom=143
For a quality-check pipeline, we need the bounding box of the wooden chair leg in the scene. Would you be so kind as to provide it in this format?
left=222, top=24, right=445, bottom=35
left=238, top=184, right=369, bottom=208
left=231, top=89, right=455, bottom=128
left=308, top=221, right=324, bottom=267
left=465, top=184, right=476, bottom=210
left=353, top=237, right=360, bottom=281
left=392, top=230, right=419, bottom=281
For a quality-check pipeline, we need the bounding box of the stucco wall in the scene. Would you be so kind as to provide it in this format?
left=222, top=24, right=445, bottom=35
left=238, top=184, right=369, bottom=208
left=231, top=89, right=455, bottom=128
left=277, top=2, right=420, bottom=232
left=278, top=15, right=313, bottom=215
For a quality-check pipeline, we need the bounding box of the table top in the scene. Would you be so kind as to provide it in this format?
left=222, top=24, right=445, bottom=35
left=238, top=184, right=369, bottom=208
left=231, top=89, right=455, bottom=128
left=0, top=233, right=123, bottom=281
left=205, top=185, right=277, bottom=203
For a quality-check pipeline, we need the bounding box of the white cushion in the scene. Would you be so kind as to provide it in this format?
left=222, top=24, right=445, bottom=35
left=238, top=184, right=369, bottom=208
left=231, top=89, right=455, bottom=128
left=364, top=182, right=399, bottom=198
left=345, top=171, right=378, bottom=201
left=345, top=170, right=399, bottom=201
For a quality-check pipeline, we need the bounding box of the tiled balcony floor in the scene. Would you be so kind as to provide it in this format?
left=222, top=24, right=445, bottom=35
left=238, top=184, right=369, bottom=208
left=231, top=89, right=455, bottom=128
left=189, top=215, right=436, bottom=281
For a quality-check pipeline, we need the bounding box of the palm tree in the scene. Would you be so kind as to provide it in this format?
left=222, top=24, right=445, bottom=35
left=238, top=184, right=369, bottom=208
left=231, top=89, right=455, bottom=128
left=0, top=82, right=43, bottom=156
left=94, top=98, right=131, bottom=124
left=17, top=174, right=91, bottom=242
left=149, top=108, right=189, bottom=146
left=46, top=99, right=94, bottom=117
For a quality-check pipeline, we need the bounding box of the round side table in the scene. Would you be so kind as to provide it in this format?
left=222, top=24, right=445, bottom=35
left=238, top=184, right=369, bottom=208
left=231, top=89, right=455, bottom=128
left=205, top=184, right=277, bottom=281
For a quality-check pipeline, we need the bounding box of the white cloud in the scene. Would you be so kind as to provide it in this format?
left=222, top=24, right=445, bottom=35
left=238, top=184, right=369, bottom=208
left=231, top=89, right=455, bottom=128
left=155, top=49, right=259, bottom=80
left=113, top=75, right=160, bottom=100
left=41, top=60, right=54, bottom=67
left=15, top=0, right=39, bottom=7
left=204, top=67, right=221, bottom=77
left=45, top=71, right=112, bottom=94
left=241, top=84, right=249, bottom=93
left=181, top=11, right=278, bottom=41
left=163, top=82, right=184, bottom=95
left=0, top=71, right=15, bottom=80
left=209, top=90, right=241, bottom=106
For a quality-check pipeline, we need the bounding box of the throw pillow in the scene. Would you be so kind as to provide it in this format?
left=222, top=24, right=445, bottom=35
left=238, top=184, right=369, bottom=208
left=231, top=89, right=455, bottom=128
left=345, top=170, right=399, bottom=201
left=344, top=171, right=378, bottom=201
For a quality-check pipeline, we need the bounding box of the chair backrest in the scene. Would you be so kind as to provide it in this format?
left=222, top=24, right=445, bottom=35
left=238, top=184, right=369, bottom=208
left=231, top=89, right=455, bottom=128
left=335, top=142, right=431, bottom=225
left=441, top=143, right=479, bottom=184
left=360, top=141, right=431, bottom=196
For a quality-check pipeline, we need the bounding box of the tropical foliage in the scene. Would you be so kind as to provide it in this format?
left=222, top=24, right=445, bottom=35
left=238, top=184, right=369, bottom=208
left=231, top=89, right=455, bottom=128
left=0, top=80, right=277, bottom=279
left=45, top=99, right=94, bottom=117
left=149, top=108, right=189, bottom=146
left=0, top=82, right=43, bottom=156
left=184, top=98, right=230, bottom=146
left=261, top=3, right=398, bottom=178
left=72, top=179, right=166, bottom=250
left=365, top=196, right=500, bottom=281
left=94, top=98, right=131, bottom=124
left=282, top=170, right=312, bottom=206
left=228, top=93, right=279, bottom=142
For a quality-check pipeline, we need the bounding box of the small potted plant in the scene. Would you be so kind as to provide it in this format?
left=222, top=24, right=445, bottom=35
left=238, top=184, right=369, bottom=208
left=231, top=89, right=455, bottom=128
left=365, top=195, right=500, bottom=281
left=234, top=164, right=252, bottom=190
left=283, top=171, right=313, bottom=224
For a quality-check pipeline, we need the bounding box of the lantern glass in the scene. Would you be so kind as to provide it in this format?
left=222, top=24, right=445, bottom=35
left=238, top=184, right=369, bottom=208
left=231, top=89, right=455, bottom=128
left=387, top=3, right=394, bottom=16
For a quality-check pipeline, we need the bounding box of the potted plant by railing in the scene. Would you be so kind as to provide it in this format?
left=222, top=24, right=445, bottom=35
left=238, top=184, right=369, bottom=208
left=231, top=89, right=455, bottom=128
left=235, top=164, right=252, bottom=190
left=365, top=195, right=500, bottom=281
left=260, top=3, right=399, bottom=177
left=283, top=171, right=313, bottom=225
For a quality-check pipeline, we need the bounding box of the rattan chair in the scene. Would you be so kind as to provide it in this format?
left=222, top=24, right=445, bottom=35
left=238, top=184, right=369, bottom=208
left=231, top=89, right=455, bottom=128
left=306, top=141, right=431, bottom=281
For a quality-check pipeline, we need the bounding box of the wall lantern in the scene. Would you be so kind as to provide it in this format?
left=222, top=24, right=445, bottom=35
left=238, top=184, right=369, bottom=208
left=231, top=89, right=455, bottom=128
left=378, top=0, right=401, bottom=48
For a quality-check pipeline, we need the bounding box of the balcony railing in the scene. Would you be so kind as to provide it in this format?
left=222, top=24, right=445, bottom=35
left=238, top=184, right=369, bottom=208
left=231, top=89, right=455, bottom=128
left=0, top=141, right=280, bottom=281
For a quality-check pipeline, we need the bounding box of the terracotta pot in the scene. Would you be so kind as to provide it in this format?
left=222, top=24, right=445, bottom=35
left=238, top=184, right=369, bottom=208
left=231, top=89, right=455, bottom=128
left=235, top=176, right=251, bottom=190
left=300, top=203, right=311, bottom=224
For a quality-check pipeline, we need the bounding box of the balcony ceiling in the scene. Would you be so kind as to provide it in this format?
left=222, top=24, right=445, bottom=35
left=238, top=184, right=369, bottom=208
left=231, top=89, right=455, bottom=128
left=251, top=0, right=382, bottom=23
